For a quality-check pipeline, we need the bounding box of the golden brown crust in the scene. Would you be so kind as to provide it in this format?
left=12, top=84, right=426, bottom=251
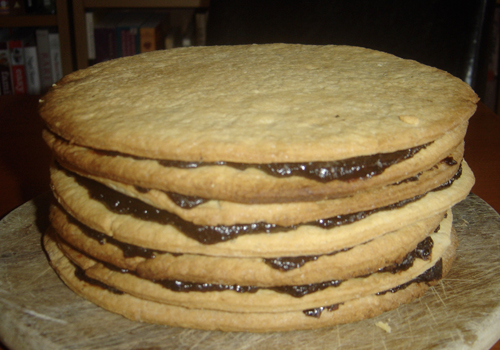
left=43, top=229, right=456, bottom=332
left=51, top=224, right=452, bottom=313
left=44, top=124, right=467, bottom=203
left=49, top=145, right=462, bottom=226
left=49, top=161, right=474, bottom=257
left=40, top=44, right=473, bottom=331
left=49, top=204, right=449, bottom=285
left=40, top=44, right=478, bottom=164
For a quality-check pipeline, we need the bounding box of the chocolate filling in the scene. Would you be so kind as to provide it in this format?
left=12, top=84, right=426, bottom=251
left=94, top=143, right=428, bottom=183
left=73, top=263, right=124, bottom=295
left=303, top=259, right=443, bottom=318
left=165, top=155, right=453, bottom=209
left=73, top=240, right=433, bottom=299
left=70, top=235, right=439, bottom=315
left=377, top=235, right=433, bottom=274
left=303, top=304, right=341, bottom=318
left=263, top=247, right=351, bottom=271
left=77, top=213, right=435, bottom=277
left=76, top=221, right=160, bottom=259
left=71, top=165, right=461, bottom=245
left=149, top=235, right=433, bottom=297
left=376, top=258, right=443, bottom=295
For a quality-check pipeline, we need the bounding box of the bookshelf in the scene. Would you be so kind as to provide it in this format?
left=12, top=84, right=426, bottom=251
left=71, top=0, right=210, bottom=70
left=0, top=0, right=73, bottom=76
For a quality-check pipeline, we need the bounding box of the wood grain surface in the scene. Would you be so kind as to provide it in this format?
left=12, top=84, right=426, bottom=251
left=0, top=96, right=499, bottom=349
left=0, top=193, right=499, bottom=350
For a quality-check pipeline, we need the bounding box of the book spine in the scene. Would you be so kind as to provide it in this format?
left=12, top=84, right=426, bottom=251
left=94, top=28, right=117, bottom=63
left=195, top=11, right=208, bottom=46
left=36, top=28, right=53, bottom=91
left=117, top=27, right=139, bottom=57
left=8, top=39, right=28, bottom=95
left=140, top=27, right=157, bottom=53
left=0, top=1, right=9, bottom=14
left=24, top=45, right=41, bottom=94
left=0, top=43, right=14, bottom=95
left=86, top=12, right=96, bottom=60
left=48, top=32, right=63, bottom=83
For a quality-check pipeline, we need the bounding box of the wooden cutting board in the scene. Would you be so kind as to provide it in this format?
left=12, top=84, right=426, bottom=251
left=1, top=193, right=500, bottom=350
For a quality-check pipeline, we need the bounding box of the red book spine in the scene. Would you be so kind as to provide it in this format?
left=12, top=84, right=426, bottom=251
left=8, top=40, right=28, bottom=95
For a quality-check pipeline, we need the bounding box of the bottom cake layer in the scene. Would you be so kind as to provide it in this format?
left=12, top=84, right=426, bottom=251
left=43, top=229, right=456, bottom=332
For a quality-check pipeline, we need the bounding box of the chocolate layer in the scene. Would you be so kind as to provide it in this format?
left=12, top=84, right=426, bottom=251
left=303, top=259, right=443, bottom=318
left=93, top=142, right=429, bottom=183
left=70, top=166, right=461, bottom=245
left=165, top=156, right=454, bottom=209
left=157, top=144, right=429, bottom=182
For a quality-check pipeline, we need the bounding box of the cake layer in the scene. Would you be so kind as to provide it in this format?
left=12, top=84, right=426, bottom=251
left=49, top=204, right=449, bottom=285
left=44, top=123, right=467, bottom=203
left=50, top=221, right=453, bottom=313
left=43, top=230, right=456, bottom=332
left=49, top=160, right=474, bottom=257
left=51, top=146, right=461, bottom=226
left=39, top=44, right=478, bottom=164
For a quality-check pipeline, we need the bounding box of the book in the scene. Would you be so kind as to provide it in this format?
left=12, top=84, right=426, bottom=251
left=0, top=41, right=13, bottom=95
left=24, top=44, right=41, bottom=94
left=48, top=32, right=63, bottom=83
left=93, top=12, right=121, bottom=64
left=86, top=11, right=96, bottom=60
left=8, top=38, right=28, bottom=95
left=0, top=1, right=9, bottom=15
left=139, top=14, right=169, bottom=53
left=195, top=11, right=208, bottom=46
left=164, top=26, right=181, bottom=50
left=35, top=28, right=53, bottom=91
left=116, top=13, right=146, bottom=57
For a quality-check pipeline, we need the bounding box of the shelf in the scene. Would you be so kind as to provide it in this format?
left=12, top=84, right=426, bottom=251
left=0, top=14, right=58, bottom=27
left=1, top=0, right=73, bottom=76
left=83, top=0, right=209, bottom=8
left=72, top=0, right=210, bottom=70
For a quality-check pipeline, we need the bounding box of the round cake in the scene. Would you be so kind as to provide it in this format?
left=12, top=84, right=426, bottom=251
left=40, top=43, right=478, bottom=332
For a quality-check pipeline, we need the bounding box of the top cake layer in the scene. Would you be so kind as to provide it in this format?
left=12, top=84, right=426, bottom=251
left=39, top=44, right=478, bottom=163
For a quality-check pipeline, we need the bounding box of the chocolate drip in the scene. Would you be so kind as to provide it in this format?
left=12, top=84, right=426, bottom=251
left=433, top=164, right=462, bottom=192
left=270, top=279, right=342, bottom=298
left=73, top=264, right=124, bottom=295
left=76, top=217, right=159, bottom=259
left=264, top=248, right=350, bottom=271
left=443, top=157, right=458, bottom=166
left=303, top=259, right=444, bottom=318
left=378, top=236, right=433, bottom=274
left=166, top=192, right=209, bottom=208
left=303, top=304, right=341, bottom=318
left=152, top=278, right=342, bottom=298
left=376, top=258, right=443, bottom=295
left=155, top=280, right=260, bottom=294
left=157, top=144, right=429, bottom=183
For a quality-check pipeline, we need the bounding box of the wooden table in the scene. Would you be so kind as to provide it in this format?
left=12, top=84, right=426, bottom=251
left=1, top=96, right=499, bottom=349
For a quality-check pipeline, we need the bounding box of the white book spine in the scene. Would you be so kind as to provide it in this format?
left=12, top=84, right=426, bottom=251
left=36, top=29, right=53, bottom=91
left=86, top=12, right=96, bottom=60
left=48, top=33, right=63, bottom=83
left=24, top=46, right=41, bottom=95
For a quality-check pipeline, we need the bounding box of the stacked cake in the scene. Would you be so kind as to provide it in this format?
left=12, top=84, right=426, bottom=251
left=40, top=44, right=478, bottom=332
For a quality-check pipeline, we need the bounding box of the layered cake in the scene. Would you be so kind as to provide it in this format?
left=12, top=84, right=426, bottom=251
left=40, top=44, right=478, bottom=332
